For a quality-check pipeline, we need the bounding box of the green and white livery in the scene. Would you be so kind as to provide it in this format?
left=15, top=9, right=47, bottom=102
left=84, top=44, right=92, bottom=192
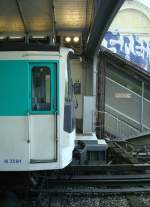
left=0, top=45, right=75, bottom=171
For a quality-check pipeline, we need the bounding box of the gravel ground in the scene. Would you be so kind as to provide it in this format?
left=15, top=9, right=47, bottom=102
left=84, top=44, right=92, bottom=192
left=138, top=193, right=150, bottom=206
left=18, top=193, right=150, bottom=207
left=61, top=195, right=130, bottom=207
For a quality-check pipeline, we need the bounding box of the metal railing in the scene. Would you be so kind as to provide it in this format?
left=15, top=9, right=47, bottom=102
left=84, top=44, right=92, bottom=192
left=105, top=77, right=150, bottom=130
left=93, top=110, right=143, bottom=139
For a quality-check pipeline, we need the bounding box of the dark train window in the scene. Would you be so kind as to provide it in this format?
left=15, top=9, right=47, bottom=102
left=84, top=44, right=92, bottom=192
left=65, top=64, right=69, bottom=101
left=65, top=54, right=72, bottom=101
left=64, top=53, right=75, bottom=133
left=32, top=67, right=50, bottom=111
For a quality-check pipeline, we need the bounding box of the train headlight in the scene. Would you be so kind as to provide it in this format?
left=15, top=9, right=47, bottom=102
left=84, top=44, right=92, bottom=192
left=65, top=36, right=71, bottom=43
left=73, top=36, right=80, bottom=43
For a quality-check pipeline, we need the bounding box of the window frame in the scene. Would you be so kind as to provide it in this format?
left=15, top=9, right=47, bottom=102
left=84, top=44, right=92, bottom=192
left=31, top=66, right=51, bottom=112
left=63, top=52, right=75, bottom=133
left=65, top=52, right=73, bottom=102
left=29, top=62, right=58, bottom=115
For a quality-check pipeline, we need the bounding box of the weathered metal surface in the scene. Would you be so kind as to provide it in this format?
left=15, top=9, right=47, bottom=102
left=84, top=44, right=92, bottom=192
left=84, top=0, right=125, bottom=56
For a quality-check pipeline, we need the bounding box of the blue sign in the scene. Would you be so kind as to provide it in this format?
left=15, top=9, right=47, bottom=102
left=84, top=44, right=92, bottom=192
left=103, top=31, right=150, bottom=71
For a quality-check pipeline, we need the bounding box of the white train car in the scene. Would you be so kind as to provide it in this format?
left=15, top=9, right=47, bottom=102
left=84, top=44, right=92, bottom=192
left=0, top=44, right=75, bottom=171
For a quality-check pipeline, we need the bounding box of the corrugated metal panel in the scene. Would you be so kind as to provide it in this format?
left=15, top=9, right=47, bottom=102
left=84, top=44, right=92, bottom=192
left=0, top=0, right=24, bottom=34
left=20, top=0, right=53, bottom=34
left=54, top=0, right=92, bottom=30
left=0, top=0, right=53, bottom=35
left=0, top=0, right=94, bottom=35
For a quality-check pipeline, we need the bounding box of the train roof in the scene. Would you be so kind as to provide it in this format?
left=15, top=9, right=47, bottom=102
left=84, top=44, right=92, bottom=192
left=0, top=42, right=59, bottom=52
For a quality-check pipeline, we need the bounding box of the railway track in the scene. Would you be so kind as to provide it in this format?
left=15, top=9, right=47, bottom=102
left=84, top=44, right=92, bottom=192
left=1, top=164, right=150, bottom=193
left=30, top=173, right=150, bottom=194
left=31, top=175, right=150, bottom=207
left=30, top=173, right=150, bottom=207
left=1, top=164, right=150, bottom=206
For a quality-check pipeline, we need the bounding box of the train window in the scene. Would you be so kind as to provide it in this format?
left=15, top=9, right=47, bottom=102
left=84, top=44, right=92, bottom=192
left=65, top=66, right=69, bottom=101
left=32, top=67, right=50, bottom=111
left=64, top=53, right=75, bottom=133
left=65, top=53, right=73, bottom=101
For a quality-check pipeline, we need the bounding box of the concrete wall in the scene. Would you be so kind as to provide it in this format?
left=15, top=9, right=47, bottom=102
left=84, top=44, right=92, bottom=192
left=102, top=0, right=150, bottom=71
left=110, top=0, right=150, bottom=37
left=70, top=59, right=83, bottom=120
left=70, top=59, right=94, bottom=132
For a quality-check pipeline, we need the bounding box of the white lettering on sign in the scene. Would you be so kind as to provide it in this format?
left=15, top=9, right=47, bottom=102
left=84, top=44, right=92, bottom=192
left=102, top=31, right=150, bottom=71
left=115, top=93, right=131, bottom=98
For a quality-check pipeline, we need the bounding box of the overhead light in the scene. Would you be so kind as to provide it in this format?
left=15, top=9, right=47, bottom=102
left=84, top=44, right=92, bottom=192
left=65, top=36, right=71, bottom=43
left=0, top=36, right=6, bottom=40
left=73, top=36, right=80, bottom=43
left=32, top=35, right=46, bottom=39
left=9, top=36, right=24, bottom=39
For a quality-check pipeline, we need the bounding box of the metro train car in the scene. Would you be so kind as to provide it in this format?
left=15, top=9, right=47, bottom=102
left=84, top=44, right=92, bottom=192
left=0, top=43, right=75, bottom=171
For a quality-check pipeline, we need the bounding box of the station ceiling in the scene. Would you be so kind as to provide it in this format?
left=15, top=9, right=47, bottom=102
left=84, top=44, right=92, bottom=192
left=0, top=0, right=125, bottom=55
left=0, top=0, right=93, bottom=36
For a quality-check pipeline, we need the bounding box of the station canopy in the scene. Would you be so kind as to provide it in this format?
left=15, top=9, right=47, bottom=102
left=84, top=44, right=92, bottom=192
left=0, top=0, right=125, bottom=55
left=0, top=0, right=93, bottom=35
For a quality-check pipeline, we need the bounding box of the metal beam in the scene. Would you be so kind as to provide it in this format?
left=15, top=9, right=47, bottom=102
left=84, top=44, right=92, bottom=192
left=15, top=0, right=29, bottom=35
left=84, top=0, right=125, bottom=57
left=96, top=52, right=106, bottom=139
left=47, top=0, right=56, bottom=44
left=51, top=2, right=56, bottom=44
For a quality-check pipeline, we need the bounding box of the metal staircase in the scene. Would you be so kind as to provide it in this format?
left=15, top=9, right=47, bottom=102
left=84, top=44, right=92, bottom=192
left=103, top=77, right=150, bottom=139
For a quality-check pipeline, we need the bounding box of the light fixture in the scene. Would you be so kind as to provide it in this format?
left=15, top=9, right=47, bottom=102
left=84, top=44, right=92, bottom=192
left=0, top=36, right=6, bottom=40
left=52, top=37, right=55, bottom=44
left=73, top=36, right=80, bottom=43
left=32, top=35, right=46, bottom=39
left=65, top=36, right=71, bottom=43
left=9, top=36, right=24, bottom=39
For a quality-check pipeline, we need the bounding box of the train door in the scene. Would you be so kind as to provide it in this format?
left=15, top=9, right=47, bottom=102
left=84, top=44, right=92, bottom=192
left=29, top=63, right=57, bottom=162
